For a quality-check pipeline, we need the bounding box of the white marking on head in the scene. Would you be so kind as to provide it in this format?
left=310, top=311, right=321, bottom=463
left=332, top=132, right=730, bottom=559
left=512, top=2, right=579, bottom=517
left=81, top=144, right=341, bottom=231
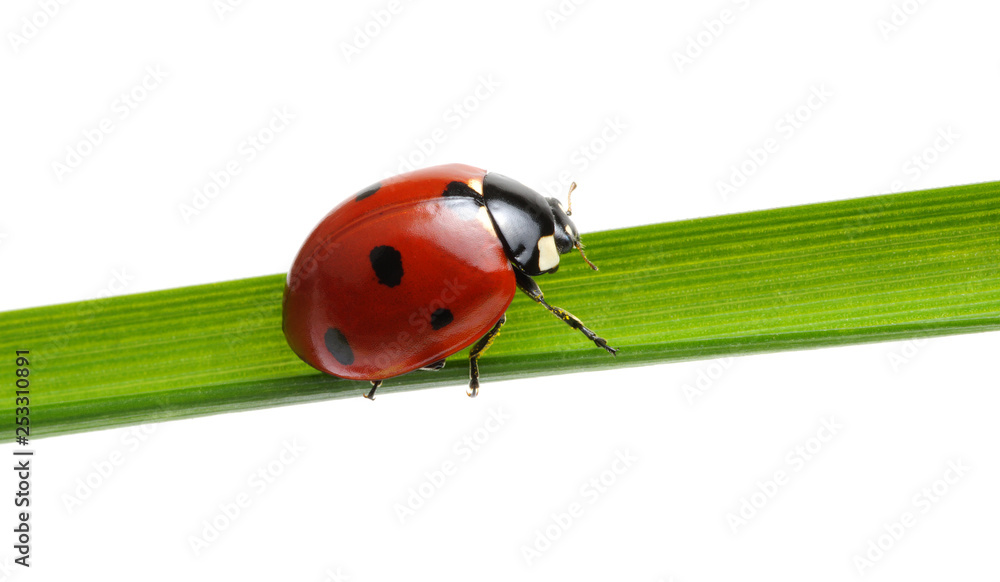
left=564, top=225, right=574, bottom=239
left=537, top=234, right=559, bottom=271
left=467, top=178, right=483, bottom=195
left=476, top=206, right=496, bottom=235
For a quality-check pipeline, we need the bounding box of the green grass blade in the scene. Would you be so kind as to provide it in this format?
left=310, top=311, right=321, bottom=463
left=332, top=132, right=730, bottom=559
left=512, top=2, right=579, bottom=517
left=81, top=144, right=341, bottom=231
left=3, top=180, right=999, bottom=441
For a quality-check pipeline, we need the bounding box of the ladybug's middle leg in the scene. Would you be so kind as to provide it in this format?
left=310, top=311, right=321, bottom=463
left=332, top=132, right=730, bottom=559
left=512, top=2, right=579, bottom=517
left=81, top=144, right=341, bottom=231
left=512, top=268, right=618, bottom=356
left=468, top=314, right=506, bottom=398
left=419, top=359, right=447, bottom=371
left=364, top=380, right=382, bottom=400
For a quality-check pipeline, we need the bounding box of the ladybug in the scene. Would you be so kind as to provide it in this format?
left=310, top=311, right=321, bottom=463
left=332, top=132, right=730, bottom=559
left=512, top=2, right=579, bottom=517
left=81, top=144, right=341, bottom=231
left=282, top=163, right=617, bottom=399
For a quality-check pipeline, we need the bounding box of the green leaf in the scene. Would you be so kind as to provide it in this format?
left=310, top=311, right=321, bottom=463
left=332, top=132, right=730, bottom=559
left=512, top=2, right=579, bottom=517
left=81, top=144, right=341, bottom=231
left=3, top=181, right=999, bottom=441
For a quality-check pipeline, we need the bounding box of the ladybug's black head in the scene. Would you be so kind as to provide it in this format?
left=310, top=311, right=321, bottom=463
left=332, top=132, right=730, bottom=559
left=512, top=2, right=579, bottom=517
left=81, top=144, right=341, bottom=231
left=547, top=182, right=598, bottom=271
left=482, top=173, right=598, bottom=277
left=547, top=196, right=578, bottom=254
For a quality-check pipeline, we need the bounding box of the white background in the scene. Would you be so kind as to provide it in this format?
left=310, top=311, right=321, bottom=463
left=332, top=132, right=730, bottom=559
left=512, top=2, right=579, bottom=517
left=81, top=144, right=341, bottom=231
left=2, top=0, right=999, bottom=580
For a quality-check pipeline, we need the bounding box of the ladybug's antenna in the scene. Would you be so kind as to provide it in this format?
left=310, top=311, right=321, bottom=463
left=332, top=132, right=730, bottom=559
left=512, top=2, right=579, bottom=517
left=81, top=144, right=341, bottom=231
left=565, top=182, right=596, bottom=270
left=577, top=244, right=599, bottom=271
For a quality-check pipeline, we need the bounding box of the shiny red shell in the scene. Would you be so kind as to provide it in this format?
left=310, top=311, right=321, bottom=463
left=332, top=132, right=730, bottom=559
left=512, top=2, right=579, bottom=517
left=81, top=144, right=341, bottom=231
left=282, top=164, right=516, bottom=381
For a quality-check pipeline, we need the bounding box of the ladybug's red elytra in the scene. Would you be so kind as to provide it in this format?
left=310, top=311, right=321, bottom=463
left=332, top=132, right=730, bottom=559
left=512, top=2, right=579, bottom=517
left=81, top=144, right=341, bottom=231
left=282, top=163, right=617, bottom=399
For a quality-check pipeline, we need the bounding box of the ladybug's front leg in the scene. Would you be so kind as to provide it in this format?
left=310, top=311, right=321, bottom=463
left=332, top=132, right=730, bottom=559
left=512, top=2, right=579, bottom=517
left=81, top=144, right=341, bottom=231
left=512, top=269, right=618, bottom=356
left=364, top=380, right=382, bottom=400
left=468, top=314, right=506, bottom=398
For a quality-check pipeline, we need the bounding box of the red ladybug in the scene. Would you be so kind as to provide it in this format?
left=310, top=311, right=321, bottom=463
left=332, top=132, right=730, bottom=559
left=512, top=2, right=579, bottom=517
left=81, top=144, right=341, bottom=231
left=282, top=163, right=616, bottom=399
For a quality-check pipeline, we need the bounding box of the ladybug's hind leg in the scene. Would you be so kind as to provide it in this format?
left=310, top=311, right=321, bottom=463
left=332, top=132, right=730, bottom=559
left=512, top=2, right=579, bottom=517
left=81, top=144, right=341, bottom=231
left=364, top=380, right=382, bottom=400
left=468, top=314, right=506, bottom=398
left=513, top=268, right=618, bottom=356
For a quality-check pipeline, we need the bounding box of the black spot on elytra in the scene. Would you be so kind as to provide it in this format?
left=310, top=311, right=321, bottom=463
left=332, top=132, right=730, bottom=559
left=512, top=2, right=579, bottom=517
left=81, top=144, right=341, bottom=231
left=442, top=181, right=482, bottom=202
left=324, top=328, right=354, bottom=365
left=369, top=245, right=403, bottom=287
left=430, top=308, right=454, bottom=330
left=354, top=182, right=381, bottom=202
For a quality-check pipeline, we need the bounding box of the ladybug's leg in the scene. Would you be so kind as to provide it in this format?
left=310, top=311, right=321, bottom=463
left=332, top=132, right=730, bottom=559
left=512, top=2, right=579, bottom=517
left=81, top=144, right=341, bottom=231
left=513, top=269, right=618, bottom=356
left=364, top=380, right=382, bottom=400
left=420, top=359, right=447, bottom=371
left=468, top=314, right=506, bottom=398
